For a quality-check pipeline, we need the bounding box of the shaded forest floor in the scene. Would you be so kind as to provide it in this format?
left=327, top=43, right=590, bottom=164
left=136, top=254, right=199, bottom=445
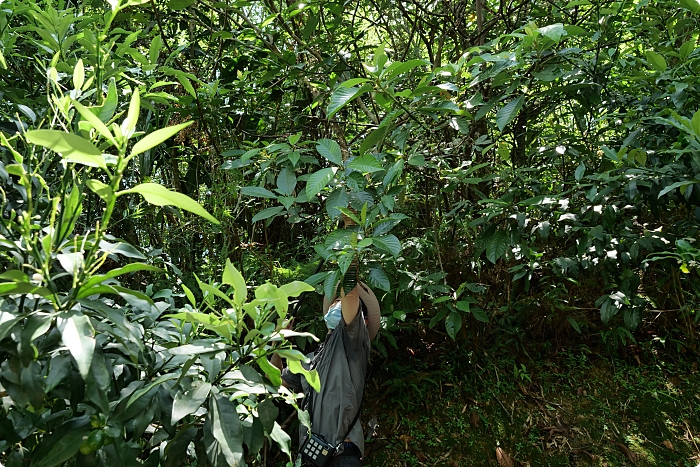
left=354, top=330, right=700, bottom=467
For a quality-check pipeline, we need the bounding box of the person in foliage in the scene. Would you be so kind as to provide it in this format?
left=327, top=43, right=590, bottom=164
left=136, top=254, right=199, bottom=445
left=272, top=219, right=381, bottom=467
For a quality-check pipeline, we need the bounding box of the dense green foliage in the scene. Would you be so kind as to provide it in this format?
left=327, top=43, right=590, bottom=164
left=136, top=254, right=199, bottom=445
left=1, top=0, right=699, bottom=465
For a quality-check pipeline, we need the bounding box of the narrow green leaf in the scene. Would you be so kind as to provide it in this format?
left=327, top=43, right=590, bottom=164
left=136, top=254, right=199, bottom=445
left=252, top=206, right=284, bottom=223
left=94, top=78, right=118, bottom=123
left=241, top=186, right=277, bottom=199
left=31, top=425, right=91, bottom=467
left=339, top=77, right=371, bottom=87
left=120, top=182, right=219, bottom=224
left=316, top=139, right=343, bottom=165
left=182, top=284, right=196, bottom=306
left=197, top=275, right=235, bottom=307
left=73, top=100, right=117, bottom=147
left=82, top=263, right=161, bottom=290
left=129, top=121, right=194, bottom=158
left=58, top=312, right=95, bottom=380
left=122, top=87, right=140, bottom=138
left=223, top=258, right=247, bottom=307
left=692, top=110, right=700, bottom=138
left=567, top=316, right=582, bottom=334
left=305, top=167, right=336, bottom=200
left=496, top=96, right=525, bottom=131
left=177, top=75, right=197, bottom=98
left=26, top=130, right=106, bottom=169
left=73, top=58, right=85, bottom=91
left=600, top=297, right=617, bottom=324
left=658, top=180, right=698, bottom=198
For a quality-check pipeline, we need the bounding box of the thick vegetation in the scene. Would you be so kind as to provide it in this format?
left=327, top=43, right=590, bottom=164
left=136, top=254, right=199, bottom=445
left=0, top=0, right=699, bottom=465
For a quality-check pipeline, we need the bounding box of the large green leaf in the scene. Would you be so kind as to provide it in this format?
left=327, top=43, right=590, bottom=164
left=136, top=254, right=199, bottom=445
left=316, top=139, right=343, bottom=165
left=26, top=130, right=106, bottom=169
left=30, top=423, right=91, bottom=467
left=129, top=121, right=194, bottom=158
left=326, top=84, right=372, bottom=119
left=276, top=168, right=297, bottom=196
left=120, top=183, right=219, bottom=224
left=347, top=154, right=384, bottom=173
left=172, top=381, right=211, bottom=424
left=251, top=205, right=284, bottom=223
left=371, top=234, right=402, bottom=256
left=600, top=297, right=617, bottom=324
left=496, top=96, right=525, bottom=131
left=368, top=265, right=390, bottom=291
left=279, top=280, right=314, bottom=297
left=645, top=51, right=667, bottom=72
left=270, top=422, right=292, bottom=459
left=445, top=310, right=462, bottom=341
left=658, top=180, right=699, bottom=198
left=58, top=312, right=95, bottom=380
left=537, top=23, right=566, bottom=42
left=287, top=359, right=320, bottom=392
left=360, top=126, right=389, bottom=155
left=305, top=167, right=336, bottom=200
left=486, top=229, right=509, bottom=263
left=209, top=395, right=244, bottom=467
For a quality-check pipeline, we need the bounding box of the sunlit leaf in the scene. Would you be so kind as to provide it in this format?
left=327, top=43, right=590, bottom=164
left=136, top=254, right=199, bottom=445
left=129, top=121, right=194, bottom=158
left=120, top=183, right=219, bottom=224
left=26, top=130, right=106, bottom=169
left=58, top=312, right=95, bottom=380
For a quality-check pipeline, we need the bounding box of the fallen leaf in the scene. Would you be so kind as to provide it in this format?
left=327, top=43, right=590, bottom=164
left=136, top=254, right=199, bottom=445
left=613, top=441, right=637, bottom=463
left=554, top=415, right=570, bottom=437
left=662, top=440, right=674, bottom=450
left=470, top=411, right=480, bottom=429
left=496, top=447, right=514, bottom=467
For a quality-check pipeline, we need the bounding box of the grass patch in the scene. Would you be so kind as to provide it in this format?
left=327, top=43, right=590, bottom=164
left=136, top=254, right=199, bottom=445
left=361, top=336, right=700, bottom=467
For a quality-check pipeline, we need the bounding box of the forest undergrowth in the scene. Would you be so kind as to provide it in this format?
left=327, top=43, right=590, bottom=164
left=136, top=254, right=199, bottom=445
left=265, top=327, right=700, bottom=467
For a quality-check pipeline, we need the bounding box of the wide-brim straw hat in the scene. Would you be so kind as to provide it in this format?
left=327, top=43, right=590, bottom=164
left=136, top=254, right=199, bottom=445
left=322, top=281, right=380, bottom=340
